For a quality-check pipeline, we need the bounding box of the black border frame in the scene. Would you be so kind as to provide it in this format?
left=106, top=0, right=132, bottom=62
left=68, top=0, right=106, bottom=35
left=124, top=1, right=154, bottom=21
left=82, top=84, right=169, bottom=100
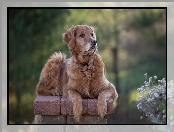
left=7, top=6, right=167, bottom=125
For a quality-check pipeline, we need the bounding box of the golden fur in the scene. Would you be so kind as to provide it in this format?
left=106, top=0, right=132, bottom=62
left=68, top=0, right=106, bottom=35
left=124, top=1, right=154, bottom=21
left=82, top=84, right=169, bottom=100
left=36, top=25, right=118, bottom=122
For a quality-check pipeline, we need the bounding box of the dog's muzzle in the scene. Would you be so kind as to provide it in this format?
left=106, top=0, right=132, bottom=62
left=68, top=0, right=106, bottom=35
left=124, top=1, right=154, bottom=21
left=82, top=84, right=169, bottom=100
left=91, top=40, right=97, bottom=45
left=90, top=39, right=97, bottom=50
left=84, top=40, right=98, bottom=55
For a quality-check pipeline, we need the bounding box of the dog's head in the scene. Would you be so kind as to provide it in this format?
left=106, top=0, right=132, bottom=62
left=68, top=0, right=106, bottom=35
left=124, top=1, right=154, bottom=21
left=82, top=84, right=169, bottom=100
left=63, top=25, right=97, bottom=55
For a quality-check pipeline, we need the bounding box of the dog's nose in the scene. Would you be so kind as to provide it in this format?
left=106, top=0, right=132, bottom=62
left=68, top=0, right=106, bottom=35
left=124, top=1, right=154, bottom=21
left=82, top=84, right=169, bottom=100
left=91, top=40, right=97, bottom=45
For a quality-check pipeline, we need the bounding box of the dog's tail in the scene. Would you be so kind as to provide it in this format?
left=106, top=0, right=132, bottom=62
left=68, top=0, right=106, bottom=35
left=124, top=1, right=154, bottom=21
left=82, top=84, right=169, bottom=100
left=36, top=52, right=66, bottom=96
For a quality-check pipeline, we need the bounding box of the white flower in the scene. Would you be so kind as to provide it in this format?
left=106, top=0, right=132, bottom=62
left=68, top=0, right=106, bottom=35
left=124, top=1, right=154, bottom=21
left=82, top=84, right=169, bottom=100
left=136, top=74, right=166, bottom=124
left=154, top=93, right=159, bottom=98
left=147, top=98, right=151, bottom=102
left=144, top=73, right=147, bottom=79
left=154, top=76, right=157, bottom=79
left=158, top=80, right=162, bottom=83
left=149, top=77, right=152, bottom=83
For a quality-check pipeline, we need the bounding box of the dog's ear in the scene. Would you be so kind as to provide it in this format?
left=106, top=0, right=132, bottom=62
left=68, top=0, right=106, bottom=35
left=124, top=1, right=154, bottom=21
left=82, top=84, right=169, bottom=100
left=62, top=26, right=76, bottom=45
left=89, top=26, right=96, bottom=39
left=62, top=32, right=70, bottom=44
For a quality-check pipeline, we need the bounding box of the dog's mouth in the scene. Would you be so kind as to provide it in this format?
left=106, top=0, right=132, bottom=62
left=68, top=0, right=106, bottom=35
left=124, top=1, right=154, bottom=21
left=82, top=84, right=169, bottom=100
left=89, top=45, right=97, bottom=51
left=84, top=45, right=97, bottom=55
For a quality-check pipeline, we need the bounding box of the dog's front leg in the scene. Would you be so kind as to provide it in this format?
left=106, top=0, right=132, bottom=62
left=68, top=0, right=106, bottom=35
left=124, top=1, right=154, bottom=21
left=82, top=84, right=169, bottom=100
left=97, top=84, right=118, bottom=118
left=67, top=89, right=83, bottom=122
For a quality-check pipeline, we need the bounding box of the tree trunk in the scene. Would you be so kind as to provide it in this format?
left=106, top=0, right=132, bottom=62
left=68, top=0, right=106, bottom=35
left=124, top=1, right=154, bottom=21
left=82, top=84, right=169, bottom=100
left=111, top=46, right=119, bottom=94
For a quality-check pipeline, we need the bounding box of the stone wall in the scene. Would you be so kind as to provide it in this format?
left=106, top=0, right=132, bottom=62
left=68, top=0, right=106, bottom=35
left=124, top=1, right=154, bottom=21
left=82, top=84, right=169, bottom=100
left=34, top=95, right=114, bottom=124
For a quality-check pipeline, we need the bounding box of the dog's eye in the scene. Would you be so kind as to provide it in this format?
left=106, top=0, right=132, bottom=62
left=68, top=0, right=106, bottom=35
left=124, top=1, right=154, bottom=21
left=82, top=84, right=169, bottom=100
left=80, top=34, right=85, bottom=38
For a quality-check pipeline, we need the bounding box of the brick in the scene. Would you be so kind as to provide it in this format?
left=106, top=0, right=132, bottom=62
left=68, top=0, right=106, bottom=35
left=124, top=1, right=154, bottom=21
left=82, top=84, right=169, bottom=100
left=34, top=95, right=60, bottom=115
left=34, top=96, right=114, bottom=116
left=87, top=98, right=114, bottom=115
left=88, top=99, right=98, bottom=115
left=66, top=99, right=73, bottom=115
left=107, top=99, right=114, bottom=114
left=82, top=99, right=88, bottom=114
left=60, top=97, right=67, bottom=115
left=67, top=115, right=107, bottom=124
left=41, top=115, right=66, bottom=124
left=61, top=98, right=89, bottom=115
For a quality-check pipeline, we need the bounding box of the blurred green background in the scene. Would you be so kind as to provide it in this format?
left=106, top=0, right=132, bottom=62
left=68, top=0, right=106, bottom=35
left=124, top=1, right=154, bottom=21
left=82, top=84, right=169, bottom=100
left=9, top=8, right=166, bottom=124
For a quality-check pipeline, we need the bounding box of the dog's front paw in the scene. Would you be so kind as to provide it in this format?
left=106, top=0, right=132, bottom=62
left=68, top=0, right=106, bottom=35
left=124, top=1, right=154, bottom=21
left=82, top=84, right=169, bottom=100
left=73, top=104, right=83, bottom=122
left=97, top=99, right=107, bottom=118
left=51, top=88, right=59, bottom=96
left=74, top=113, right=81, bottom=122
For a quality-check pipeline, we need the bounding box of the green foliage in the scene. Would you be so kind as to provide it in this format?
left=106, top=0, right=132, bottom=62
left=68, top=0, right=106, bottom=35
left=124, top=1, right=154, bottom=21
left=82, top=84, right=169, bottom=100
left=9, top=8, right=166, bottom=124
left=9, top=9, right=70, bottom=123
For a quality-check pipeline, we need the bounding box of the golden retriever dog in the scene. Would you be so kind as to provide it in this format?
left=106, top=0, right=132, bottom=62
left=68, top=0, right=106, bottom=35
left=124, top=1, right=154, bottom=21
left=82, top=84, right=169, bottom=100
left=36, top=25, right=118, bottom=122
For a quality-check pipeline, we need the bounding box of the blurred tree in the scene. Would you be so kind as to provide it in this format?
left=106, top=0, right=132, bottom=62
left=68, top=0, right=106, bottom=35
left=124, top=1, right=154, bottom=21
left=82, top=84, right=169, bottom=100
left=121, top=9, right=166, bottom=81
left=9, top=9, right=69, bottom=123
left=113, top=9, right=166, bottom=124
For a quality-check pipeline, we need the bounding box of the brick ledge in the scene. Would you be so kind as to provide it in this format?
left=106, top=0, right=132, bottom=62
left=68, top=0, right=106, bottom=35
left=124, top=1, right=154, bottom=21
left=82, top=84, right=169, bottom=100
left=34, top=95, right=114, bottom=116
